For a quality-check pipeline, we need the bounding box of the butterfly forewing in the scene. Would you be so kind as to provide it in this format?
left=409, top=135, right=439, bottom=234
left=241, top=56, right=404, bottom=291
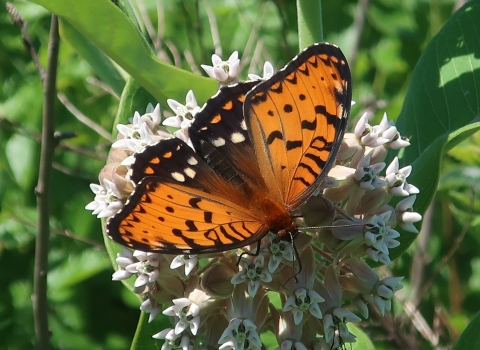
left=107, top=138, right=269, bottom=253
left=189, top=81, right=266, bottom=188
left=244, top=43, right=351, bottom=210
left=189, top=81, right=259, bottom=154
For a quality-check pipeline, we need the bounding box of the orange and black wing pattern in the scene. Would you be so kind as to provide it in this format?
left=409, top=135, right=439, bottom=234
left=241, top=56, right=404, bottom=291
left=244, top=43, right=351, bottom=210
left=106, top=43, right=351, bottom=254
left=106, top=138, right=268, bottom=254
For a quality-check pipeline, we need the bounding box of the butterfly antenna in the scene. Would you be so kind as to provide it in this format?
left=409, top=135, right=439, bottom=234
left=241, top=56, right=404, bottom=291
left=236, top=240, right=261, bottom=266
left=297, top=223, right=366, bottom=231
left=283, top=232, right=301, bottom=285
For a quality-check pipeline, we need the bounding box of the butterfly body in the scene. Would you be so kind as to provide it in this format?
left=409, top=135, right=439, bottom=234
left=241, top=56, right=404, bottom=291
left=107, top=43, right=351, bottom=254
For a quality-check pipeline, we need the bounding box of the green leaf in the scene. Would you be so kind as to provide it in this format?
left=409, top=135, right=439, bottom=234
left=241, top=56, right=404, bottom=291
left=397, top=0, right=480, bottom=164
left=5, top=134, right=37, bottom=190
left=48, top=249, right=111, bottom=292
left=131, top=312, right=169, bottom=350
left=113, top=77, right=158, bottom=132
left=29, top=0, right=217, bottom=106
left=390, top=1, right=480, bottom=259
left=59, top=18, right=125, bottom=98
left=452, top=311, right=480, bottom=350
left=351, top=323, right=375, bottom=350
left=296, top=0, right=323, bottom=48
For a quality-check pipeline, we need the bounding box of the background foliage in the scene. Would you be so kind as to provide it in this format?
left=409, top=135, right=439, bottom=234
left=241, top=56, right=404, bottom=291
left=0, top=0, right=479, bottom=349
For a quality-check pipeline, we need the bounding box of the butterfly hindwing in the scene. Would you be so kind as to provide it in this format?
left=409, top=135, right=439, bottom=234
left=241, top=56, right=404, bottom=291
left=244, top=43, right=351, bottom=210
left=107, top=138, right=268, bottom=253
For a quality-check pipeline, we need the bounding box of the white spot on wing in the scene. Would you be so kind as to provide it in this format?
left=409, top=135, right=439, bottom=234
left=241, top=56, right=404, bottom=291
left=171, top=172, right=185, bottom=182
left=231, top=132, right=245, bottom=144
left=211, top=137, right=225, bottom=147
left=240, top=120, right=247, bottom=130
left=184, top=167, right=196, bottom=179
left=187, top=157, right=198, bottom=165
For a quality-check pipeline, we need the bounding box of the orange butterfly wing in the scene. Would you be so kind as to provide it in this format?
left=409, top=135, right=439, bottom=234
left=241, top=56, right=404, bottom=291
left=107, top=138, right=269, bottom=253
left=244, top=43, right=351, bottom=210
left=106, top=43, right=351, bottom=254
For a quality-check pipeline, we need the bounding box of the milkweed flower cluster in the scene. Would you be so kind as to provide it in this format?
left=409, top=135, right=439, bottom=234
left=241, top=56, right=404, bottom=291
left=86, top=49, right=421, bottom=349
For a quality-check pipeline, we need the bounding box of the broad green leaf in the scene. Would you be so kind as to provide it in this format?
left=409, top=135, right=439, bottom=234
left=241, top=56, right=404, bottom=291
left=59, top=19, right=125, bottom=98
left=113, top=77, right=158, bottom=132
left=296, top=0, right=324, bottom=48
left=397, top=0, right=480, bottom=164
left=351, top=323, right=375, bottom=350
left=261, top=330, right=277, bottom=348
left=5, top=134, right=37, bottom=190
left=29, top=0, right=217, bottom=106
left=48, top=249, right=111, bottom=293
left=452, top=311, right=480, bottom=350
left=131, top=312, right=168, bottom=350
left=390, top=1, right=480, bottom=259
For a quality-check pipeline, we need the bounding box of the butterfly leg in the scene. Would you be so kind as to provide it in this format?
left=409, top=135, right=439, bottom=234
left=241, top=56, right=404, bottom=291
left=236, top=240, right=262, bottom=266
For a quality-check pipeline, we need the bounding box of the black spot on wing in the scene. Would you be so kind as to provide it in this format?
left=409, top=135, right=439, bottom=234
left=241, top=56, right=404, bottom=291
left=305, top=152, right=326, bottom=170
left=293, top=176, right=310, bottom=186
left=286, top=140, right=302, bottom=150
left=228, top=223, right=251, bottom=239
left=267, top=130, right=283, bottom=144
left=270, top=82, right=283, bottom=94
left=204, top=211, right=213, bottom=223
left=284, top=104, right=293, bottom=113
left=299, top=161, right=317, bottom=178
left=189, top=198, right=201, bottom=209
left=285, top=73, right=297, bottom=84
left=185, top=220, right=197, bottom=231
left=314, top=105, right=339, bottom=124
left=301, top=119, right=317, bottom=130
left=297, top=63, right=309, bottom=75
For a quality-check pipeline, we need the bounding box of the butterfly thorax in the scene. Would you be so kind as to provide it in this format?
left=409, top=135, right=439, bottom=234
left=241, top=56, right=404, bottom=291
left=260, top=197, right=298, bottom=241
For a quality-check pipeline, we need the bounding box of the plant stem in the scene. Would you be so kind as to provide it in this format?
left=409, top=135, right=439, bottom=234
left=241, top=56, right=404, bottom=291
left=296, top=0, right=323, bottom=50
left=33, top=14, right=60, bottom=350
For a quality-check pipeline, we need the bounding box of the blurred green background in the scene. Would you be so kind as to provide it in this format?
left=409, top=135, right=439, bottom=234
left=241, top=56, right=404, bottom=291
left=0, top=0, right=479, bottom=349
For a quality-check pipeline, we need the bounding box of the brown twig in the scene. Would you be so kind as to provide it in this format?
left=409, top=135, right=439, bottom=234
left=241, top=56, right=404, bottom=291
left=0, top=115, right=107, bottom=161
left=165, top=40, right=182, bottom=68
left=57, top=93, right=114, bottom=142
left=184, top=49, right=202, bottom=75
left=415, top=185, right=476, bottom=308
left=242, top=2, right=265, bottom=73
left=204, top=3, right=221, bottom=56
left=7, top=214, right=105, bottom=250
left=410, top=202, right=434, bottom=305
left=34, top=14, right=60, bottom=350
left=86, top=77, right=121, bottom=99
left=52, top=162, right=96, bottom=182
left=6, top=3, right=45, bottom=80
left=137, top=0, right=161, bottom=53
left=348, top=0, right=369, bottom=67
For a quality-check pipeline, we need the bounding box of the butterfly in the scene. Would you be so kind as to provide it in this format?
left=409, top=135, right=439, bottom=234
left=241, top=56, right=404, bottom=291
left=106, top=42, right=352, bottom=254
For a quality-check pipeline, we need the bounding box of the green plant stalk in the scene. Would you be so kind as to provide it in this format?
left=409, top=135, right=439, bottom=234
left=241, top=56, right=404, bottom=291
left=34, top=15, right=60, bottom=350
left=296, top=0, right=323, bottom=49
